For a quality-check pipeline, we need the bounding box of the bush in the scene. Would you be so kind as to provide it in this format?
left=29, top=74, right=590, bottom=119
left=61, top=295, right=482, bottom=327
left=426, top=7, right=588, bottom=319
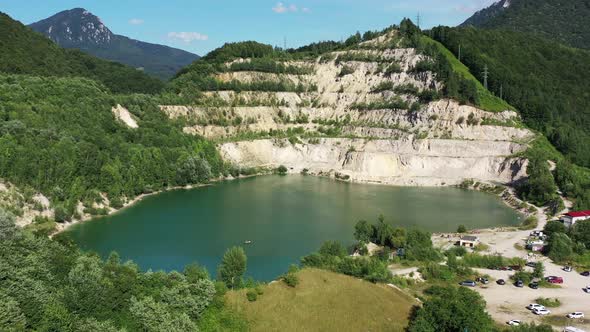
left=246, top=290, right=258, bottom=302
left=520, top=216, right=538, bottom=230
left=283, top=273, right=299, bottom=287
left=254, top=286, right=264, bottom=295
left=535, top=297, right=561, bottom=308
left=338, top=66, right=355, bottom=77
left=276, top=165, right=288, bottom=175
left=457, top=225, right=467, bottom=233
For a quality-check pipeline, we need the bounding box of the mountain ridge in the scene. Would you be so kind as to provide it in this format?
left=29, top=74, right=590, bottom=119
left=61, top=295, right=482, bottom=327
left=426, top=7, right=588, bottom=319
left=460, top=0, right=590, bottom=49
left=29, top=8, right=200, bottom=79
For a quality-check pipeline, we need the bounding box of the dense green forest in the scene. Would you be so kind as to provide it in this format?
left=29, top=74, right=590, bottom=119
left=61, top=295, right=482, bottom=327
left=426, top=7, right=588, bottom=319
left=0, top=209, right=245, bottom=331
left=0, top=74, right=222, bottom=222
left=461, top=0, right=590, bottom=50
left=430, top=27, right=590, bottom=164
left=0, top=12, right=163, bottom=94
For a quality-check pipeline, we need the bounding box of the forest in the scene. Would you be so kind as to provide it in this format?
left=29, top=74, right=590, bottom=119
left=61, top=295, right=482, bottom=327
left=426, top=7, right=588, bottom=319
left=0, top=12, right=163, bottom=94
left=0, top=74, right=222, bottom=223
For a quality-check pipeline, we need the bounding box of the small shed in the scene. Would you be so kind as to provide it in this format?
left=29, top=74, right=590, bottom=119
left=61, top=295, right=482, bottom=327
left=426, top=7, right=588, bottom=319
left=458, top=235, right=480, bottom=248
left=561, top=210, right=590, bottom=227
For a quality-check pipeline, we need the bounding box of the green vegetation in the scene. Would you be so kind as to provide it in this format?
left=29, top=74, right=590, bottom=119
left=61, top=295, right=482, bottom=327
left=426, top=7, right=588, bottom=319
left=461, top=0, right=590, bottom=49
left=229, top=58, right=312, bottom=75
left=431, top=27, right=590, bottom=167
left=408, top=286, right=495, bottom=332
left=0, top=209, right=245, bottom=331
left=0, top=12, right=163, bottom=94
left=226, top=268, right=415, bottom=332
left=543, top=219, right=590, bottom=267
left=535, top=297, right=561, bottom=308
left=217, top=246, right=248, bottom=289
left=0, top=75, right=223, bottom=223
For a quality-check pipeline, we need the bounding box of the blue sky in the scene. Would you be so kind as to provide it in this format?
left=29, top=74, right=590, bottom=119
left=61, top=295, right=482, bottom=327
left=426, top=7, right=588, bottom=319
left=1, top=0, right=496, bottom=55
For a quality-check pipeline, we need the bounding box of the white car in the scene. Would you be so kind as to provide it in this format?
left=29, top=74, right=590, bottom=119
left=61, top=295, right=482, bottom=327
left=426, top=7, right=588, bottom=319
left=567, top=312, right=584, bottom=319
left=534, top=308, right=551, bottom=315
left=584, top=286, right=590, bottom=293
left=507, top=320, right=521, bottom=326
left=527, top=303, right=546, bottom=310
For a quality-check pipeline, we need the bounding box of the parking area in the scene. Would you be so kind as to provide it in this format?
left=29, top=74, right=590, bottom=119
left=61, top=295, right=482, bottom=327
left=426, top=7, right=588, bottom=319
left=473, top=261, right=590, bottom=328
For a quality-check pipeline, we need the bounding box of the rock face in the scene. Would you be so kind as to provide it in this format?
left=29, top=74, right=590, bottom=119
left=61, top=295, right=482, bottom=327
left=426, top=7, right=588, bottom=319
left=163, top=31, right=535, bottom=186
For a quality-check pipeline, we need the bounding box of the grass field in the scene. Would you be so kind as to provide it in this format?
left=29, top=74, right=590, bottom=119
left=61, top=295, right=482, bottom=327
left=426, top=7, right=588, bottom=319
left=226, top=268, right=417, bottom=332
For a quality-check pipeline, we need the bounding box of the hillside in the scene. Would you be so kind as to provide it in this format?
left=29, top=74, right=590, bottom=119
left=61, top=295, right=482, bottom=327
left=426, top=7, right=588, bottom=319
left=226, top=268, right=416, bottom=331
left=29, top=8, right=200, bottom=80
left=165, top=20, right=533, bottom=187
left=0, top=11, right=163, bottom=94
left=430, top=26, right=590, bottom=168
left=461, top=0, right=590, bottom=49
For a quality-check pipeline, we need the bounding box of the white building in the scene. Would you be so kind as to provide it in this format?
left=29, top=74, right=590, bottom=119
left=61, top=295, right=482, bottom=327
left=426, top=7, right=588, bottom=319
left=561, top=210, right=590, bottom=227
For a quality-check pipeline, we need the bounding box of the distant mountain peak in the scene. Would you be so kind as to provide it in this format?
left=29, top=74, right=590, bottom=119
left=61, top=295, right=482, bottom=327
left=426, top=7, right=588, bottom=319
left=461, top=0, right=511, bottom=27
left=30, top=8, right=113, bottom=46
left=29, top=8, right=200, bottom=79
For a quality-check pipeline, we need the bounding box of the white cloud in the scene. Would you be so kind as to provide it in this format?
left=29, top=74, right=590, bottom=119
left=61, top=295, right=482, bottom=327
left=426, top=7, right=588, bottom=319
left=129, top=18, right=144, bottom=25
left=167, top=32, right=209, bottom=43
left=272, top=2, right=307, bottom=14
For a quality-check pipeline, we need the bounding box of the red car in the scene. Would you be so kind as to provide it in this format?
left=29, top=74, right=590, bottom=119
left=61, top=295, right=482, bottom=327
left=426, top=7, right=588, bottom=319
left=546, top=276, right=564, bottom=284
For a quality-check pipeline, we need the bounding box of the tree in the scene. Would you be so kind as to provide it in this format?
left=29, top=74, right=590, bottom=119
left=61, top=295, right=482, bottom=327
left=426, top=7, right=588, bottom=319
left=177, top=155, right=212, bottom=185
left=217, top=246, right=247, bottom=289
left=375, top=215, right=394, bottom=246
left=353, top=220, right=374, bottom=243
left=532, top=262, right=545, bottom=279
left=570, top=220, right=590, bottom=249
left=543, top=220, right=566, bottom=237
left=457, top=225, right=467, bottom=233
left=405, top=229, right=440, bottom=261
left=0, top=209, right=16, bottom=241
left=546, top=233, right=574, bottom=262
left=130, top=296, right=198, bottom=332
left=0, top=291, right=26, bottom=331
left=408, top=286, right=494, bottom=332
left=319, top=241, right=347, bottom=257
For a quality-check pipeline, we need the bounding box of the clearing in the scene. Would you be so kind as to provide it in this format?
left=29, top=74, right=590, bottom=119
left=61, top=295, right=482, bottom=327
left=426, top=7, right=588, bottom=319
left=226, top=268, right=417, bottom=332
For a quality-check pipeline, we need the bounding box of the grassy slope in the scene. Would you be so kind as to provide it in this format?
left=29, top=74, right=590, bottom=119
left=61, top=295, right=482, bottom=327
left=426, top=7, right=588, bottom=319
left=421, top=36, right=514, bottom=113
left=226, top=268, right=416, bottom=332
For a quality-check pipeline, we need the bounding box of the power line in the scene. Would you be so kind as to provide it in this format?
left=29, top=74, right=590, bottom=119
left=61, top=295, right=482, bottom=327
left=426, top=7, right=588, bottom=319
left=483, top=64, right=489, bottom=90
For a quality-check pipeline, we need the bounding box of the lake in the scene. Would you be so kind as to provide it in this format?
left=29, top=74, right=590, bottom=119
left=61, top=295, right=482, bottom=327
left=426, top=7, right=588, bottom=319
left=65, top=175, right=521, bottom=280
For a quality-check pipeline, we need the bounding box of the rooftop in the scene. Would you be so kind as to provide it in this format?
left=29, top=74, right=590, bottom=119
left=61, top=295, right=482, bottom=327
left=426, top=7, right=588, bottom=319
left=565, top=210, right=590, bottom=218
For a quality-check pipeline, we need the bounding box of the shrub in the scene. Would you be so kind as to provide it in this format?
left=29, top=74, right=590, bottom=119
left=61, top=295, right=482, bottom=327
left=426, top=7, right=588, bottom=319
left=283, top=273, right=299, bottom=287
left=276, top=165, right=288, bottom=175
left=457, top=225, right=467, bottom=233
left=520, top=216, right=538, bottom=230
left=246, top=290, right=257, bottom=302
left=535, top=297, right=561, bottom=308
left=254, top=286, right=264, bottom=295
left=339, top=66, right=355, bottom=77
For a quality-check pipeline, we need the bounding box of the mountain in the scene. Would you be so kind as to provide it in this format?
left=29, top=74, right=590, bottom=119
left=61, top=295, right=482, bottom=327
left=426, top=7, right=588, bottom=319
left=460, top=0, right=590, bottom=49
left=29, top=8, right=199, bottom=80
left=0, top=12, right=163, bottom=94
left=431, top=26, right=590, bottom=166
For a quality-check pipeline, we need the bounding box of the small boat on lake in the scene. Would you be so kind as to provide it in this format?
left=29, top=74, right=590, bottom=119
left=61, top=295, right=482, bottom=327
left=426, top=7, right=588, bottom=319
left=244, top=240, right=253, bottom=245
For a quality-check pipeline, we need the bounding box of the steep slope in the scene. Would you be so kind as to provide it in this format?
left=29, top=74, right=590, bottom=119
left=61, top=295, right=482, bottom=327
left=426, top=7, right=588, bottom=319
left=460, top=0, right=590, bottom=49
left=166, top=24, right=534, bottom=186
left=29, top=8, right=200, bottom=80
left=0, top=11, right=163, bottom=94
left=430, top=26, right=590, bottom=167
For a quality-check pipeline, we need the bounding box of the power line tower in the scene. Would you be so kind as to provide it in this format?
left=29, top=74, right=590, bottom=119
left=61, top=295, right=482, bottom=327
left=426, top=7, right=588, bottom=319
left=500, top=84, right=503, bottom=99
left=458, top=44, right=462, bottom=62
left=283, top=36, right=287, bottom=50
left=416, top=13, right=421, bottom=29
left=483, top=64, right=489, bottom=90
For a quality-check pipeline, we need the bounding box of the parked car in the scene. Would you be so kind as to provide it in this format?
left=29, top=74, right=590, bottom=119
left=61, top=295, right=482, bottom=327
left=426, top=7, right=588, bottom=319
left=460, top=280, right=476, bottom=287
left=546, top=276, right=564, bottom=284
left=529, top=282, right=539, bottom=289
left=526, top=261, right=537, bottom=268
left=515, top=280, right=524, bottom=288
left=533, top=308, right=551, bottom=315
left=563, top=266, right=573, bottom=272
left=500, top=266, right=513, bottom=271
left=497, top=279, right=506, bottom=285
left=507, top=320, right=521, bottom=326
left=564, top=326, right=587, bottom=332
left=581, top=271, right=590, bottom=277
left=476, top=277, right=489, bottom=284
left=567, top=312, right=584, bottom=319
left=527, top=304, right=546, bottom=310
left=583, top=286, right=590, bottom=293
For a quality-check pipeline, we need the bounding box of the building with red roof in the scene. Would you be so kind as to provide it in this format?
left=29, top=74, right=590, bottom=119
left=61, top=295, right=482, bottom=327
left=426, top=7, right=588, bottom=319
left=561, top=210, right=590, bottom=227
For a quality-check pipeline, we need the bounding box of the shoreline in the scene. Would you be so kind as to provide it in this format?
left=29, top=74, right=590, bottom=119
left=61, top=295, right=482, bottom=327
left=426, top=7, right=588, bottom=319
left=51, top=173, right=267, bottom=236
left=52, top=172, right=532, bottom=237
